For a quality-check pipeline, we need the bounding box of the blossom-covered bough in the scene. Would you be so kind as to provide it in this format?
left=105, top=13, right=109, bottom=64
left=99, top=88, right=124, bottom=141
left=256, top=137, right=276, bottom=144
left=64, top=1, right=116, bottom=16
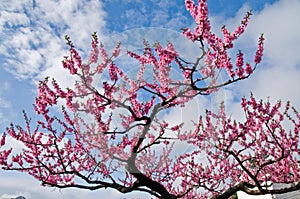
left=1, top=0, right=299, bottom=199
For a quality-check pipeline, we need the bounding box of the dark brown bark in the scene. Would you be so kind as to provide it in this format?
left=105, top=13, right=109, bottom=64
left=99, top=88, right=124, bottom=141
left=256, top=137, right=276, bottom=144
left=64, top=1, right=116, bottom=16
left=212, top=181, right=300, bottom=199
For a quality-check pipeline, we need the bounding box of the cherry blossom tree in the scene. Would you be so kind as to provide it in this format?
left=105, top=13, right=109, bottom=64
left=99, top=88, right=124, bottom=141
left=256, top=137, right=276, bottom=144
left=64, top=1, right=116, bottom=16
left=1, top=0, right=300, bottom=198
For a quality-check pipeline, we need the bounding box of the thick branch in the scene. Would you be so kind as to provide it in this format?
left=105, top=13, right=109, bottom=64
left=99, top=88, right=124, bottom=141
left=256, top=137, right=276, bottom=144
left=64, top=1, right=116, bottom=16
left=213, top=181, right=300, bottom=199
left=126, top=157, right=176, bottom=199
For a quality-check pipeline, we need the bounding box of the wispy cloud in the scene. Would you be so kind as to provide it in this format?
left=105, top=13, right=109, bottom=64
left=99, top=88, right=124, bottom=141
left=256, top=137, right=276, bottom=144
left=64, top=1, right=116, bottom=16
left=0, top=81, right=12, bottom=128
left=103, top=0, right=189, bottom=32
left=0, top=0, right=106, bottom=82
left=0, top=97, right=11, bottom=110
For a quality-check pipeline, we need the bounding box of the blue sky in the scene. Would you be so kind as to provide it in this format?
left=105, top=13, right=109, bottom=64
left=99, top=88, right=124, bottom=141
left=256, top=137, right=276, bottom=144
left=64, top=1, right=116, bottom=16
left=1, top=0, right=300, bottom=198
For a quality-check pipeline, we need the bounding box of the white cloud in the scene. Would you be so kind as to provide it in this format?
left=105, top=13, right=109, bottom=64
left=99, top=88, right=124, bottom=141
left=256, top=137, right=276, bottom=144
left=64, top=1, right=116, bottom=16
left=207, top=0, right=300, bottom=116
left=241, top=0, right=300, bottom=106
left=0, top=98, right=11, bottom=109
left=0, top=82, right=12, bottom=128
left=248, top=0, right=300, bottom=69
left=0, top=11, right=30, bottom=31
left=0, top=170, right=121, bottom=199
left=0, top=0, right=106, bottom=83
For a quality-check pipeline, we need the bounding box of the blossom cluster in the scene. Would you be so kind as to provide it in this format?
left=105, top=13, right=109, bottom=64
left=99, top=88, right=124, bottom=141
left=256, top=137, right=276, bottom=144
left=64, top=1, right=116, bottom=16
left=183, top=0, right=264, bottom=86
